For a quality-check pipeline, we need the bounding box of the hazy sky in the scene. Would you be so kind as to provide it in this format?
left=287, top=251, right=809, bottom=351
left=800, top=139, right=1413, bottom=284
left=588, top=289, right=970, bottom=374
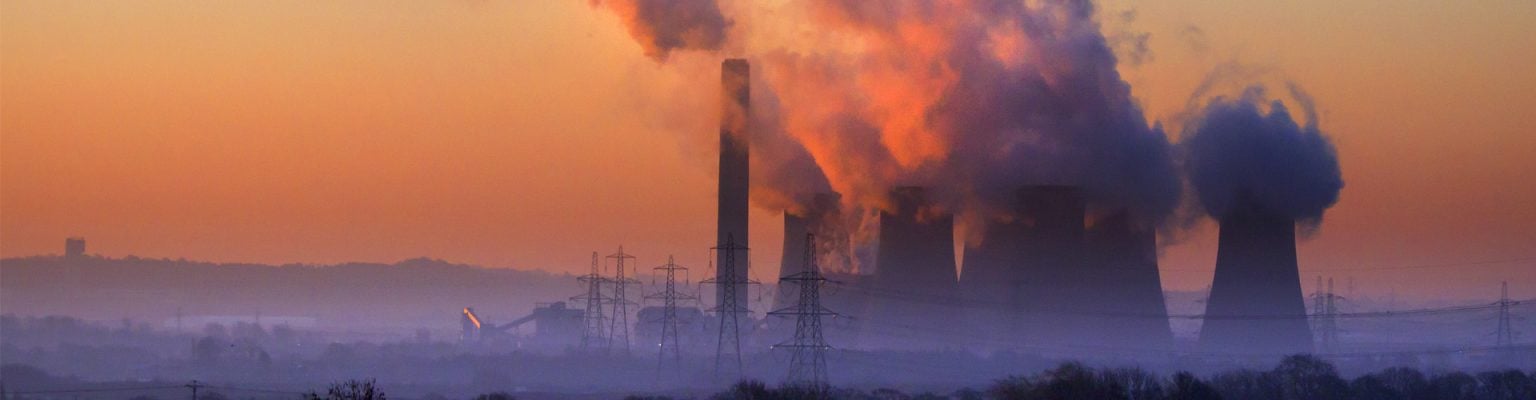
left=3, top=1, right=1533, bottom=300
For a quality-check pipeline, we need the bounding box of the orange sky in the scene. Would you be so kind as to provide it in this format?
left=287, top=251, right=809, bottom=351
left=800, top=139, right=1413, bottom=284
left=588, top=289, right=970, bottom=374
left=3, top=1, right=1534, bottom=300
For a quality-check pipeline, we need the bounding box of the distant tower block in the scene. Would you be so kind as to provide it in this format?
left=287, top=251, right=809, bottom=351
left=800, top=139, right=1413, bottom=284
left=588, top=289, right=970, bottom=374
left=1199, top=199, right=1314, bottom=354
left=870, top=186, right=959, bottom=349
left=1015, top=185, right=1087, bottom=347
left=716, top=59, right=751, bottom=312
left=65, top=237, right=86, bottom=259
left=1080, top=209, right=1173, bottom=349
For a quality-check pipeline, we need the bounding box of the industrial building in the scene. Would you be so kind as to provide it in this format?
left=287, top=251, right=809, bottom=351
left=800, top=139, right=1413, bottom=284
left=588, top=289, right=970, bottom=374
left=461, top=302, right=583, bottom=350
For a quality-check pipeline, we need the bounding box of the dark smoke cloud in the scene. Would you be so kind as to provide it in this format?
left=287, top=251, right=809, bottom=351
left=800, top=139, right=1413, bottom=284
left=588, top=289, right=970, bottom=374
left=1182, top=87, right=1343, bottom=224
left=590, top=0, right=732, bottom=62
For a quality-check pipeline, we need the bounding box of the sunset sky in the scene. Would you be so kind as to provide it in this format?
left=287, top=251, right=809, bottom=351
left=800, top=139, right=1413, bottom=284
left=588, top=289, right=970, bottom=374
left=3, top=1, right=1533, bottom=300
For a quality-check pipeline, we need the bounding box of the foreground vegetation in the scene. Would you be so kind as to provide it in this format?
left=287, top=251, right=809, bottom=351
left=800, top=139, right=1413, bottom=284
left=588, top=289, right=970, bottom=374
left=694, top=355, right=1533, bottom=400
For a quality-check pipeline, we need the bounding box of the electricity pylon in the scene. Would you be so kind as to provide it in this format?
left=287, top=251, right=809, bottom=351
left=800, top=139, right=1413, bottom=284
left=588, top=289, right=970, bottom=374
left=703, top=234, right=758, bottom=380
left=1311, top=276, right=1342, bottom=353
left=646, top=255, right=697, bottom=379
left=608, top=246, right=641, bottom=356
left=768, top=233, right=838, bottom=391
left=1496, top=281, right=1514, bottom=347
left=572, top=251, right=610, bottom=353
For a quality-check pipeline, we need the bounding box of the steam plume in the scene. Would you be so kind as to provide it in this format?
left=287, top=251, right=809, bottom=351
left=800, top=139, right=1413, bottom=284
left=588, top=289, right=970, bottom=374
left=596, top=0, right=1184, bottom=243
left=1182, top=87, right=1344, bottom=224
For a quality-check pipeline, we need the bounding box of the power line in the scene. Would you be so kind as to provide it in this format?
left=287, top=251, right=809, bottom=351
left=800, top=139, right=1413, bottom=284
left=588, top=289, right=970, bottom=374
left=1155, top=256, right=1536, bottom=273
left=203, top=385, right=309, bottom=395
left=829, top=280, right=1533, bottom=320
left=11, top=385, right=184, bottom=395
left=855, top=314, right=1536, bottom=360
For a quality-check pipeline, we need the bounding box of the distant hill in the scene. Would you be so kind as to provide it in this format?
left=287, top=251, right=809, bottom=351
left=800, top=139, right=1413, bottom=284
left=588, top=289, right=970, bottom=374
left=0, top=255, right=582, bottom=339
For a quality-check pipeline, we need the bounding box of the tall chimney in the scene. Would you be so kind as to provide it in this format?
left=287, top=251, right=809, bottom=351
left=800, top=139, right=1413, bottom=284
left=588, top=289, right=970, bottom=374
left=1198, top=199, right=1313, bottom=354
left=716, top=59, right=751, bottom=314
left=869, top=186, right=959, bottom=349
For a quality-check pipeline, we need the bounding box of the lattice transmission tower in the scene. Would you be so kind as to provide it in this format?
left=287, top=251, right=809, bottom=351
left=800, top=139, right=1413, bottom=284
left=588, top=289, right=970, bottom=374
left=1496, top=281, right=1514, bottom=347
left=608, top=246, right=641, bottom=356
left=645, top=255, right=697, bottom=378
left=572, top=251, right=610, bottom=353
left=1311, top=276, right=1343, bottom=353
left=768, top=233, right=839, bottom=391
left=703, top=234, right=758, bottom=380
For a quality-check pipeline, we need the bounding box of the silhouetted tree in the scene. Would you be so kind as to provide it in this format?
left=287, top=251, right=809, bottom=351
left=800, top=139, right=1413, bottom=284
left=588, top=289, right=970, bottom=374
left=1209, top=369, right=1279, bottom=400
left=192, top=336, right=225, bottom=366
left=1429, top=372, right=1478, bottom=400
left=1101, top=367, right=1163, bottom=400
left=472, top=392, right=516, bottom=400
left=1349, top=375, right=1401, bottom=400
left=1474, top=370, right=1536, bottom=400
left=304, top=379, right=384, bottom=400
left=950, top=388, right=984, bottom=400
left=987, top=363, right=1129, bottom=400
left=713, top=380, right=772, bottom=400
left=868, top=388, right=910, bottom=400
left=1165, top=372, right=1220, bottom=400
left=987, top=375, right=1034, bottom=400
left=1271, top=354, right=1348, bottom=400
left=1374, top=366, right=1432, bottom=400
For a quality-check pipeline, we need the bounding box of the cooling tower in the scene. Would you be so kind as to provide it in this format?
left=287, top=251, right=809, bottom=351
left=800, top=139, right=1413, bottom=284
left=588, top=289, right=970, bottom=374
left=869, top=186, right=959, bottom=349
left=1198, top=200, right=1314, bottom=354
left=773, top=193, right=845, bottom=311
left=1079, top=209, right=1173, bottom=349
left=716, top=59, right=750, bottom=313
left=959, top=194, right=1031, bottom=351
left=1015, top=185, right=1087, bottom=347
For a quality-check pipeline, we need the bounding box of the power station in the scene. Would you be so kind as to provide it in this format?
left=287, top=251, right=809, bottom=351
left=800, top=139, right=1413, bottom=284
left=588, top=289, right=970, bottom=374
left=447, top=59, right=1322, bottom=362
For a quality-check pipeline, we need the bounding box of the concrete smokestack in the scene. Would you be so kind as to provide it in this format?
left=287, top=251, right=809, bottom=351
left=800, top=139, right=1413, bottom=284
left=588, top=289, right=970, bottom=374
left=716, top=59, right=750, bottom=312
left=1199, top=198, right=1313, bottom=354
left=1080, top=209, right=1173, bottom=348
left=870, top=186, right=959, bottom=349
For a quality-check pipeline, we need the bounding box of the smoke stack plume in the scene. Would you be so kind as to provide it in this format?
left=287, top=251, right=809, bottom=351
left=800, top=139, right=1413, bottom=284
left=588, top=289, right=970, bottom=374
left=869, top=186, right=959, bottom=349
left=717, top=59, right=750, bottom=313
left=589, top=0, right=731, bottom=62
